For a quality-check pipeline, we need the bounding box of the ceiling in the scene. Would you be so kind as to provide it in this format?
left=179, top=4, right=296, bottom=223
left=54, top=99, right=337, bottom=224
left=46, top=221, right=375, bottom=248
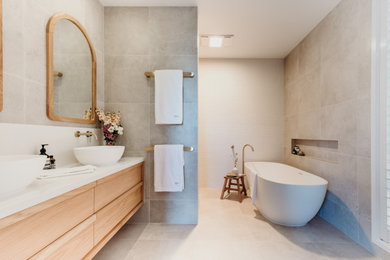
left=100, top=0, right=341, bottom=58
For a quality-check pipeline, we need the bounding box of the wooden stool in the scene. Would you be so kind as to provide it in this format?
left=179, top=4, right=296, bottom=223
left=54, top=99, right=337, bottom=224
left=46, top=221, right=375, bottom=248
left=220, top=174, right=247, bottom=202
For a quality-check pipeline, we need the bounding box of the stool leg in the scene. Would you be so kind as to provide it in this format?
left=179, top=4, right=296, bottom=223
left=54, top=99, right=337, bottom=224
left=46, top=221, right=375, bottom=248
left=241, top=176, right=247, bottom=196
left=220, top=177, right=228, bottom=199
left=237, top=179, right=242, bottom=203
left=227, top=178, right=231, bottom=193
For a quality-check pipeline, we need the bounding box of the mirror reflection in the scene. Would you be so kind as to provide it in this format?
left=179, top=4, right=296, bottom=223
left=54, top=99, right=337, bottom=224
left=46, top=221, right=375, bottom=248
left=53, top=19, right=93, bottom=119
left=47, top=13, right=96, bottom=124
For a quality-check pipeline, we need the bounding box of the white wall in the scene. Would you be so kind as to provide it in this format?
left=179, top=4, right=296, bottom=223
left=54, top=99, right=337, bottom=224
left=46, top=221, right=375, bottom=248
left=0, top=123, right=100, bottom=167
left=199, top=59, right=284, bottom=188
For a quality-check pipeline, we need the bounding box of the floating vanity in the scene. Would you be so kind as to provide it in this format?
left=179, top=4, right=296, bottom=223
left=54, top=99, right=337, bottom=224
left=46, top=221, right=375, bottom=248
left=0, top=157, right=144, bottom=260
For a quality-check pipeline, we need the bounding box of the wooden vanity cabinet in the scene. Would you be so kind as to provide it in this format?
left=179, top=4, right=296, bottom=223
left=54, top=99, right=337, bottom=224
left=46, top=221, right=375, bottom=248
left=0, top=162, right=144, bottom=260
left=94, top=165, right=143, bottom=211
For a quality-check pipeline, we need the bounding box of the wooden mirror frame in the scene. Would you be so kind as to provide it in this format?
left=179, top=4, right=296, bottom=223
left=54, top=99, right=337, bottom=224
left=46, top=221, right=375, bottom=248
left=46, top=13, right=96, bottom=124
left=0, top=0, right=3, bottom=112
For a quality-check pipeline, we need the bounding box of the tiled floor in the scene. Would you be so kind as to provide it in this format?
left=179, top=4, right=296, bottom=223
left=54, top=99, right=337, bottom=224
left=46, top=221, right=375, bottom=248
left=94, top=188, right=378, bottom=260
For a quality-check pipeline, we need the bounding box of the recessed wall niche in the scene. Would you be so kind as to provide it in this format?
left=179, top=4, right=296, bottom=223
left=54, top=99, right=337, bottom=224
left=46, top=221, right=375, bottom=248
left=291, top=139, right=339, bottom=163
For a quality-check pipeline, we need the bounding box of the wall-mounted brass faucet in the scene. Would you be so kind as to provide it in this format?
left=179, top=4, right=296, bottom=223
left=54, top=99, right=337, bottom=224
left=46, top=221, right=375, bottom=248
left=242, top=144, right=255, bottom=174
left=74, top=131, right=98, bottom=140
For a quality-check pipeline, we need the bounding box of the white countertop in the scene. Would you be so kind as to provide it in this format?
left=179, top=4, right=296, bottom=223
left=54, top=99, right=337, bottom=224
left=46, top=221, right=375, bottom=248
left=0, top=157, right=144, bottom=220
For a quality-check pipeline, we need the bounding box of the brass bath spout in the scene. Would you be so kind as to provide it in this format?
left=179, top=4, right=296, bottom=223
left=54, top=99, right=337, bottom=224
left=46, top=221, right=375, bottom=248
left=242, top=144, right=255, bottom=174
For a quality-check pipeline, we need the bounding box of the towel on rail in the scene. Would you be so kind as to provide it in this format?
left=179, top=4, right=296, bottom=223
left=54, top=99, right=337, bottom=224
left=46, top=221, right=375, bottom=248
left=154, top=70, right=183, bottom=124
left=154, top=144, right=185, bottom=192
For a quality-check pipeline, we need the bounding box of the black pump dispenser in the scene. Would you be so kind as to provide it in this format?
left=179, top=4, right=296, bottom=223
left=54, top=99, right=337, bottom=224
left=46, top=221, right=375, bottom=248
left=40, top=144, right=49, bottom=157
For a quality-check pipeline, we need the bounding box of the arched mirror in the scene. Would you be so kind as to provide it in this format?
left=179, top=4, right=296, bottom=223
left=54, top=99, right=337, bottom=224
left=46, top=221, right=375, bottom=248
left=46, top=13, right=96, bottom=124
left=0, top=0, right=3, bottom=112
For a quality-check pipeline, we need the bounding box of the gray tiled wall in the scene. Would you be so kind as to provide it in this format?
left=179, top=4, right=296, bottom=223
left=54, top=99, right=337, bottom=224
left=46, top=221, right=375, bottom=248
left=284, top=0, right=372, bottom=252
left=104, top=7, right=198, bottom=224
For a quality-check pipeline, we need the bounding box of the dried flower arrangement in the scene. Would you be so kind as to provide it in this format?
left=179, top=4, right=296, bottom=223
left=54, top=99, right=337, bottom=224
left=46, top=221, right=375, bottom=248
left=95, top=108, right=124, bottom=145
left=231, top=145, right=239, bottom=175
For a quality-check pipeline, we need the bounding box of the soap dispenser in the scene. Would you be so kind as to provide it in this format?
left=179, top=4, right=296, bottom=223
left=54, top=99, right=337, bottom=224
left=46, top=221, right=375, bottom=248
left=49, top=155, right=56, bottom=169
left=40, top=144, right=48, bottom=156
left=40, top=144, right=51, bottom=170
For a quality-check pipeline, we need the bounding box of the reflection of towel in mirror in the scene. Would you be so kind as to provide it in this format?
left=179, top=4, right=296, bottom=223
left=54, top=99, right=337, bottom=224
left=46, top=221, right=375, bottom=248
left=38, top=165, right=96, bottom=179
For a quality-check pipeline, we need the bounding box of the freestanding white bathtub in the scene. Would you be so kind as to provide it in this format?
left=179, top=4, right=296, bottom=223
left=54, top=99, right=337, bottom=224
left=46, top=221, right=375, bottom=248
left=245, top=162, right=328, bottom=227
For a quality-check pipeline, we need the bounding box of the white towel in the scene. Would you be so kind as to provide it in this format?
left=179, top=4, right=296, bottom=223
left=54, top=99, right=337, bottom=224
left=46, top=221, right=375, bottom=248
left=38, top=165, right=97, bottom=179
left=154, top=144, right=184, bottom=192
left=154, top=70, right=183, bottom=124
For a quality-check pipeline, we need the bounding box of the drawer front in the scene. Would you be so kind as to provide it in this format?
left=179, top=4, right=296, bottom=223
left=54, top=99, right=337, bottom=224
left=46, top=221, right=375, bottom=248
left=30, top=215, right=96, bottom=260
left=95, top=183, right=143, bottom=243
left=95, top=164, right=143, bottom=211
left=0, top=189, right=94, bottom=260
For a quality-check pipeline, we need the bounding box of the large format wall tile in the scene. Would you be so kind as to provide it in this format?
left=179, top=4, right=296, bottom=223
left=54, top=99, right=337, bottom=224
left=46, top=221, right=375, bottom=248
left=150, top=102, right=198, bottom=146
left=318, top=0, right=361, bottom=61
left=319, top=196, right=360, bottom=241
left=357, top=156, right=371, bottom=219
left=85, top=0, right=104, bottom=52
left=297, top=68, right=321, bottom=114
left=0, top=74, right=24, bottom=123
left=284, top=47, right=299, bottom=84
left=1, top=0, right=104, bottom=127
left=320, top=51, right=359, bottom=106
left=320, top=101, right=357, bottom=155
left=283, top=0, right=372, bottom=252
left=3, top=0, right=23, bottom=77
left=297, top=27, right=321, bottom=77
left=150, top=199, right=198, bottom=224
left=97, top=51, right=105, bottom=104
left=356, top=97, right=371, bottom=157
left=105, top=103, right=151, bottom=152
left=129, top=200, right=151, bottom=224
left=105, top=7, right=198, bottom=224
left=105, top=55, right=150, bottom=103
left=148, top=7, right=197, bottom=56
left=104, top=8, right=149, bottom=56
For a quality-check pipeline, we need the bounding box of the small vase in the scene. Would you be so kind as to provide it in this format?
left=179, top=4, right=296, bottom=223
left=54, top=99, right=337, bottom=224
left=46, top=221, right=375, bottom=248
left=102, top=129, right=119, bottom=146
left=232, top=167, right=239, bottom=176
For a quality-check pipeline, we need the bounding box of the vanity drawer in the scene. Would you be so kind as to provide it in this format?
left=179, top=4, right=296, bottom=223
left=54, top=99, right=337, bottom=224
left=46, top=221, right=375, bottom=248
left=94, top=183, right=143, bottom=243
left=0, top=188, right=94, bottom=260
left=30, top=215, right=96, bottom=260
left=95, top=163, right=143, bottom=211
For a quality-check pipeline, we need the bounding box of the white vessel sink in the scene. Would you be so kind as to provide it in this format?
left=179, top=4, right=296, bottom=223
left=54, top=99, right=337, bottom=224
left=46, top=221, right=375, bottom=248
left=73, top=146, right=125, bottom=166
left=0, top=155, right=47, bottom=197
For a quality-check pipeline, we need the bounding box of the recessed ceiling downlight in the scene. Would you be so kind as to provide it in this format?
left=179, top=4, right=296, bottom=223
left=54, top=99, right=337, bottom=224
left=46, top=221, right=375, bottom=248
left=209, top=36, right=224, bottom=47
left=200, top=34, right=234, bottom=48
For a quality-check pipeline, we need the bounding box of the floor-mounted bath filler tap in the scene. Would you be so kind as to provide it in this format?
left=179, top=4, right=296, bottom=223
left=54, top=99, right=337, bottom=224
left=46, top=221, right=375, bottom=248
left=242, top=144, right=255, bottom=174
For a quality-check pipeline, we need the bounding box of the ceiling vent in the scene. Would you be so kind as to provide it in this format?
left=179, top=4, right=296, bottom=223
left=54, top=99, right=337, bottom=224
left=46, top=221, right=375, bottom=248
left=200, top=34, right=234, bottom=48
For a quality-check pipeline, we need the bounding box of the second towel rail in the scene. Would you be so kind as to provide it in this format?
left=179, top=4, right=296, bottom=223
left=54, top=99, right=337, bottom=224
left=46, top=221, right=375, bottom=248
left=144, top=146, right=194, bottom=152
left=144, top=72, right=194, bottom=78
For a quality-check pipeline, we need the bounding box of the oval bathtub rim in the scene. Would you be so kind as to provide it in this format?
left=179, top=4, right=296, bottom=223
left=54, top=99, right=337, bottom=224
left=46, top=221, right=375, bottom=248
left=258, top=175, right=328, bottom=188
left=245, top=161, right=328, bottom=187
